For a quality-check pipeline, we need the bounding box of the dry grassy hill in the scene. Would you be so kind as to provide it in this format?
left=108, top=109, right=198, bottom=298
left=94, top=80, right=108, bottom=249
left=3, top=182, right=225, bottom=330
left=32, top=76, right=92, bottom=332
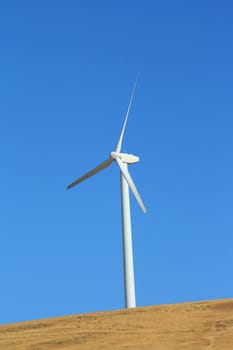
left=0, top=299, right=233, bottom=349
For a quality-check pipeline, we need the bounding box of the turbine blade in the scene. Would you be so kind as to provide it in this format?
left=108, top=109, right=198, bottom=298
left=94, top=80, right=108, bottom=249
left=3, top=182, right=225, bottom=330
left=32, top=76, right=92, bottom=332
left=115, top=75, right=139, bottom=153
left=116, top=158, right=146, bottom=213
left=67, top=157, right=113, bottom=190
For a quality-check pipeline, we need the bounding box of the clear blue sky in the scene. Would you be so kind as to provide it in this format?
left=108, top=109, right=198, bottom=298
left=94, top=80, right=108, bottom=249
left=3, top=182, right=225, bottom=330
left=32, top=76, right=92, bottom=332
left=1, top=1, right=232, bottom=324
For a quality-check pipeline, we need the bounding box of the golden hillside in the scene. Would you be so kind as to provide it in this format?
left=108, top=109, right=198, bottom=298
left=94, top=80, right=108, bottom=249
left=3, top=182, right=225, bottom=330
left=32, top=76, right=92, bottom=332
left=0, top=299, right=233, bottom=349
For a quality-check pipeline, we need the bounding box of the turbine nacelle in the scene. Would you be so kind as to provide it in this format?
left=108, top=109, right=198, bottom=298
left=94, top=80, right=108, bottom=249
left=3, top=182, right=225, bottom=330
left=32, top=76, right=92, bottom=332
left=110, top=151, right=139, bottom=164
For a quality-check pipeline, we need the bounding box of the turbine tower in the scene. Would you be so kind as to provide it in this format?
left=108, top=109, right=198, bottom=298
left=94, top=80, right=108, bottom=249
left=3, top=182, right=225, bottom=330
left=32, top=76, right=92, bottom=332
left=67, top=79, right=146, bottom=308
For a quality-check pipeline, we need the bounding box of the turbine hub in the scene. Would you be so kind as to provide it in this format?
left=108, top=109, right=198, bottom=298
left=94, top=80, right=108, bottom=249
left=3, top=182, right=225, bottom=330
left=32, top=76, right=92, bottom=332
left=110, top=151, right=139, bottom=164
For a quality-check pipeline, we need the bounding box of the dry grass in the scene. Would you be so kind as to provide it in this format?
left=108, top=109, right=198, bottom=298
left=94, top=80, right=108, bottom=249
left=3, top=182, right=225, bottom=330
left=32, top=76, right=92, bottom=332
left=1, top=299, right=233, bottom=349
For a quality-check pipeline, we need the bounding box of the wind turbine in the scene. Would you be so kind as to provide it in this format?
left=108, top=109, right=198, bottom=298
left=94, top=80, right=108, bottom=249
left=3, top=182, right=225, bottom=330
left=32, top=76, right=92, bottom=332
left=67, top=79, right=146, bottom=308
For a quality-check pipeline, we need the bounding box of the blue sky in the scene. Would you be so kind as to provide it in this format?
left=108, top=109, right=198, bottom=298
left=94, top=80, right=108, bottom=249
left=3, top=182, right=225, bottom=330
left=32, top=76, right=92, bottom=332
left=1, top=1, right=233, bottom=324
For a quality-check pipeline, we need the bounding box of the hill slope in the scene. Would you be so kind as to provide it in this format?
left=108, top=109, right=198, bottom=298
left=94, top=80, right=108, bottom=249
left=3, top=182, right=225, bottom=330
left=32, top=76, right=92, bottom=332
left=0, top=299, right=233, bottom=349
